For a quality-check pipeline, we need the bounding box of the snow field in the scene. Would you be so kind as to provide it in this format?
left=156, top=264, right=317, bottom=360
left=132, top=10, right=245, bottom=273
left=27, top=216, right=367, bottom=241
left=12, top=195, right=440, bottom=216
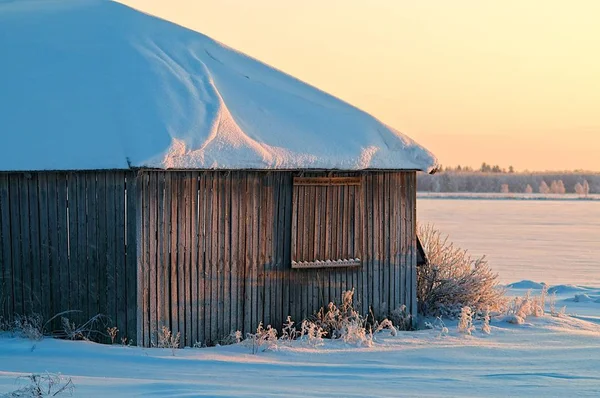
left=1, top=282, right=599, bottom=397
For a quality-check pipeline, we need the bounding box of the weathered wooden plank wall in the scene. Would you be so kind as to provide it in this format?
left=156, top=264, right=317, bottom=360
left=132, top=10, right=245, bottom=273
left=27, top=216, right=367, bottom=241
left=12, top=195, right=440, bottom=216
left=138, top=170, right=417, bottom=347
left=0, top=172, right=137, bottom=342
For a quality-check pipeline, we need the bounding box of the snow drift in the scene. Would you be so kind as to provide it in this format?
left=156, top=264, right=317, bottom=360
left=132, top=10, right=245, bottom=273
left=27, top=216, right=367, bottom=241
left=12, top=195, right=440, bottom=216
left=0, top=0, right=437, bottom=172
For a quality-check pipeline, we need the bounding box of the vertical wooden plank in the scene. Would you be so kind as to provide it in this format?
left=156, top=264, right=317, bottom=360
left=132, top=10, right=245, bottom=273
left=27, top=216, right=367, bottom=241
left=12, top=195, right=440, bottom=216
left=56, top=175, right=69, bottom=317
left=410, top=172, right=418, bottom=321
left=356, top=178, right=365, bottom=315
left=86, top=173, right=98, bottom=323
left=281, top=174, right=292, bottom=323
left=224, top=172, right=234, bottom=335
left=112, top=171, right=127, bottom=338
left=190, top=172, right=199, bottom=344
left=229, top=172, right=238, bottom=334
left=366, top=174, right=374, bottom=316
left=162, top=172, right=173, bottom=337
left=176, top=173, right=186, bottom=344
left=260, top=173, right=270, bottom=328
left=229, top=171, right=243, bottom=331
left=305, top=185, right=315, bottom=314
left=184, top=172, right=193, bottom=346
left=147, top=172, right=158, bottom=346
left=297, top=184, right=305, bottom=263
left=96, top=174, right=108, bottom=329
left=313, top=185, right=322, bottom=312
left=267, top=173, right=275, bottom=327
left=155, top=172, right=165, bottom=337
left=289, top=182, right=298, bottom=322
left=66, top=173, right=79, bottom=320
left=390, top=173, right=399, bottom=312
left=234, top=172, right=245, bottom=334
left=125, top=172, right=138, bottom=343
left=220, top=172, right=230, bottom=338
left=306, top=185, right=314, bottom=263
left=197, top=172, right=206, bottom=345
left=338, top=184, right=346, bottom=302
left=383, top=173, right=391, bottom=315
left=251, top=174, right=260, bottom=332
left=210, top=173, right=219, bottom=343
left=20, top=175, right=34, bottom=315
left=379, top=173, right=386, bottom=315
left=401, top=173, right=408, bottom=309
left=0, top=175, right=13, bottom=320
left=204, top=171, right=215, bottom=343
left=185, top=172, right=193, bottom=346
left=299, top=184, right=308, bottom=320
left=324, top=182, right=331, bottom=262
left=177, top=172, right=187, bottom=345
left=135, top=172, right=145, bottom=346
left=142, top=172, right=151, bottom=346
left=243, top=173, right=252, bottom=335
left=182, top=172, right=191, bottom=346
left=349, top=185, right=358, bottom=297
left=38, top=174, right=52, bottom=322
left=0, top=175, right=5, bottom=319
left=8, top=175, right=22, bottom=315
left=46, top=174, right=60, bottom=327
left=26, top=175, right=41, bottom=316
left=404, top=172, right=411, bottom=316
left=169, top=172, right=179, bottom=341
left=270, top=172, right=280, bottom=328
left=345, top=183, right=353, bottom=293
left=324, top=181, right=333, bottom=307
left=330, top=185, right=339, bottom=304
left=104, top=173, right=116, bottom=329
left=371, top=173, right=381, bottom=317
left=76, top=173, right=88, bottom=323
left=115, top=173, right=127, bottom=337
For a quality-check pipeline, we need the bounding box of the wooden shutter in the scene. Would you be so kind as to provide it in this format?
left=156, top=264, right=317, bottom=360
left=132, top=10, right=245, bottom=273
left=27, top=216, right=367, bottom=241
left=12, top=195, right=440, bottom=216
left=291, top=176, right=361, bottom=269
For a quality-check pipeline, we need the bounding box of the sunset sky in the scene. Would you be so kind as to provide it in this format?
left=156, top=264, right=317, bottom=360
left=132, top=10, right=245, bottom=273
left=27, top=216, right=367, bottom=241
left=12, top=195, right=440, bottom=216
left=120, top=0, right=599, bottom=172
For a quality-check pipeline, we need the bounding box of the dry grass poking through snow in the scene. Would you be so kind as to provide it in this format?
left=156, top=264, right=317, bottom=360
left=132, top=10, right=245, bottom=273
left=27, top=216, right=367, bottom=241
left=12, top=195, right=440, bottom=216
left=3, top=373, right=74, bottom=397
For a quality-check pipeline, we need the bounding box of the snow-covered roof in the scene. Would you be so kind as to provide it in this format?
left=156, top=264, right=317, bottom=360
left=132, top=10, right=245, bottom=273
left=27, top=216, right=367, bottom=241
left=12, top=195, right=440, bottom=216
left=0, top=0, right=438, bottom=172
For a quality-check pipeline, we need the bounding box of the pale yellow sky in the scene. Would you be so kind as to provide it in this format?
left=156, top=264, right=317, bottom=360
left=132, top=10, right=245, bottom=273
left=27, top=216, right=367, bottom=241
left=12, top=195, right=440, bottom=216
left=120, top=0, right=599, bottom=171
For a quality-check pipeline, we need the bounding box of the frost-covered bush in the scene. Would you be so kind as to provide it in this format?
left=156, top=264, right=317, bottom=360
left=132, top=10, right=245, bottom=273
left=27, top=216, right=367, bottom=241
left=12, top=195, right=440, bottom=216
left=156, top=326, right=181, bottom=355
left=374, top=319, right=397, bottom=337
left=417, top=224, right=505, bottom=318
left=279, top=316, right=299, bottom=344
left=12, top=314, right=44, bottom=341
left=299, top=319, right=327, bottom=347
left=481, top=310, right=491, bottom=335
left=5, top=373, right=74, bottom=397
left=548, top=292, right=566, bottom=317
left=389, top=305, right=413, bottom=331
left=314, top=289, right=363, bottom=339
left=424, top=316, right=448, bottom=337
left=244, top=323, right=278, bottom=354
left=504, top=287, right=552, bottom=324
left=219, top=330, right=243, bottom=346
left=457, top=306, right=475, bottom=335
left=310, top=289, right=400, bottom=346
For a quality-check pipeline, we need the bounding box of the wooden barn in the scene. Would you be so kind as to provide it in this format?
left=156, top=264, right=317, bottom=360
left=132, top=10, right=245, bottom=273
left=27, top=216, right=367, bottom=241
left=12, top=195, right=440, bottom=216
left=0, top=1, right=437, bottom=347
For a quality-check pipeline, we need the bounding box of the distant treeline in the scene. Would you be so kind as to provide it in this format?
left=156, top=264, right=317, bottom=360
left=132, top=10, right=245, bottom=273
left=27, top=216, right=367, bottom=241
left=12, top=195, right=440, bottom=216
left=418, top=172, right=600, bottom=194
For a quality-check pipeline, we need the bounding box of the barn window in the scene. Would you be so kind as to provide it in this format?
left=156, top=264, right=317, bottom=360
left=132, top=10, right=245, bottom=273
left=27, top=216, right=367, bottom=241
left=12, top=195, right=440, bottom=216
left=291, top=176, right=362, bottom=268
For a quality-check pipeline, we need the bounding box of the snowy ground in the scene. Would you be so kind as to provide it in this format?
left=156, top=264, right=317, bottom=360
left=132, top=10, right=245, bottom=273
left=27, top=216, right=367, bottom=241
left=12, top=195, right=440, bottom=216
left=1, top=283, right=599, bottom=397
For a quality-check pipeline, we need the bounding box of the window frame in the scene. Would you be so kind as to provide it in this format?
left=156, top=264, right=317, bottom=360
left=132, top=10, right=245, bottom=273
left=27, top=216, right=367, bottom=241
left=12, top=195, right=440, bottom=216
left=291, top=176, right=362, bottom=269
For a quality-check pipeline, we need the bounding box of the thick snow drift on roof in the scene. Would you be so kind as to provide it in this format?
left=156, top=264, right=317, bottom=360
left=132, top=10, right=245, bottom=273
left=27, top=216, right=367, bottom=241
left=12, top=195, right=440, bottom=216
left=0, top=0, right=437, bottom=172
